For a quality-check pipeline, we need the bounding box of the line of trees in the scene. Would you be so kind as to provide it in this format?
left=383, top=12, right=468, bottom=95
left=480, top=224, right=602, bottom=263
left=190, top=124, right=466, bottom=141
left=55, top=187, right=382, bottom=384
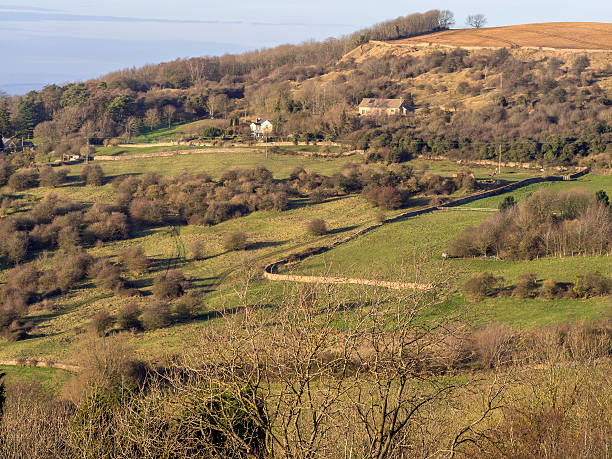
left=449, top=188, right=612, bottom=260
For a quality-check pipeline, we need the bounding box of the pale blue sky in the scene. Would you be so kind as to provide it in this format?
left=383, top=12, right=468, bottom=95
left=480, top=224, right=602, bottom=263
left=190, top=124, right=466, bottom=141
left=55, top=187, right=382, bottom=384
left=1, top=1, right=611, bottom=94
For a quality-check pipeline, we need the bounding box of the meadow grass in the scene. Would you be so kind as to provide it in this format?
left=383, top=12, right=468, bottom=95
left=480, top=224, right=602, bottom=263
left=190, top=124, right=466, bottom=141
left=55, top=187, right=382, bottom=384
left=93, top=145, right=197, bottom=157
left=461, top=173, right=612, bottom=208
left=0, top=365, right=71, bottom=393
left=0, top=153, right=607, bottom=361
left=293, top=203, right=612, bottom=328
left=132, top=119, right=227, bottom=143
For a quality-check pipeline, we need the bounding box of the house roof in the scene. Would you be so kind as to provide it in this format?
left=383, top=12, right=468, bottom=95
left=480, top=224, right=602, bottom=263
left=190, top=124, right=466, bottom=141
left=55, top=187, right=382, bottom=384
left=251, top=119, right=272, bottom=126
left=359, top=98, right=405, bottom=109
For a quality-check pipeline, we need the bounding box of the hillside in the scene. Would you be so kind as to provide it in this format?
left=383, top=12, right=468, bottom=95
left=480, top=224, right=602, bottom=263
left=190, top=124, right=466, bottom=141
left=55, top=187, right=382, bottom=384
left=0, top=14, right=611, bottom=457
left=392, top=22, right=612, bottom=50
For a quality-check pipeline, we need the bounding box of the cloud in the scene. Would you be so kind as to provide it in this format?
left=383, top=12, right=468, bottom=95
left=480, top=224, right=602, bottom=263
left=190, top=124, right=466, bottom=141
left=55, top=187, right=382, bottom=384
left=0, top=11, right=355, bottom=28
left=0, top=4, right=64, bottom=12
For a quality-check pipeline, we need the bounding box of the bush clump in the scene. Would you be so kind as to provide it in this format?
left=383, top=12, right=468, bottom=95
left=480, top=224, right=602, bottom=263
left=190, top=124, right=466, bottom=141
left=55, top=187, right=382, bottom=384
left=129, top=199, right=167, bottom=226
left=119, top=246, right=150, bottom=274
left=188, top=240, right=206, bottom=260
left=152, top=270, right=188, bottom=299
left=172, top=293, right=202, bottom=322
left=464, top=272, right=503, bottom=301
left=117, top=302, right=142, bottom=331
left=81, top=164, right=105, bottom=186
left=540, top=279, right=562, bottom=299
left=91, top=260, right=124, bottom=291
left=223, top=231, right=247, bottom=251
left=39, top=166, right=68, bottom=188
left=141, top=301, right=171, bottom=330
left=306, top=218, right=327, bottom=236
left=573, top=271, right=612, bottom=298
left=8, top=169, right=38, bottom=191
left=513, top=273, right=538, bottom=298
left=91, top=310, right=114, bottom=337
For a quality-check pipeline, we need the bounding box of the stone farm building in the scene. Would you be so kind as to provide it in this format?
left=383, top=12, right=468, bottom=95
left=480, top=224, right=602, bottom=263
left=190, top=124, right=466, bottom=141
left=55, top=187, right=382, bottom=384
left=1, top=137, right=34, bottom=152
left=250, top=119, right=274, bottom=137
left=358, top=98, right=409, bottom=117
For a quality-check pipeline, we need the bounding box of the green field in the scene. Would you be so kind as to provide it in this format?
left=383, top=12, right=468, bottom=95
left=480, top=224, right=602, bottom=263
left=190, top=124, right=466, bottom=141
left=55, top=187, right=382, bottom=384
left=293, top=174, right=612, bottom=327
left=0, top=148, right=609, bottom=362
left=93, top=144, right=198, bottom=157
left=0, top=365, right=71, bottom=393
left=461, top=173, right=612, bottom=208
left=132, top=119, right=228, bottom=143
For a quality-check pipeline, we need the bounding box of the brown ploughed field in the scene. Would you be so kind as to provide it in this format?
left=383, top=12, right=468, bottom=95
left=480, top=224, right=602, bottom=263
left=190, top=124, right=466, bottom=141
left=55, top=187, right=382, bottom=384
left=393, top=22, right=612, bottom=50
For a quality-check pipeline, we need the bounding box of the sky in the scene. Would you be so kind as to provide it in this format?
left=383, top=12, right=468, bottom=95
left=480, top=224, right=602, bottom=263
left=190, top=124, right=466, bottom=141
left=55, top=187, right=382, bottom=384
left=1, top=1, right=611, bottom=95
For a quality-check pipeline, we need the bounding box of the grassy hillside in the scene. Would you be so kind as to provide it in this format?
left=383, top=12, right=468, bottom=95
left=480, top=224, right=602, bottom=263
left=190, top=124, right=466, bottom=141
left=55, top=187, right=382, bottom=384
left=293, top=174, right=612, bottom=327
left=393, top=22, right=612, bottom=50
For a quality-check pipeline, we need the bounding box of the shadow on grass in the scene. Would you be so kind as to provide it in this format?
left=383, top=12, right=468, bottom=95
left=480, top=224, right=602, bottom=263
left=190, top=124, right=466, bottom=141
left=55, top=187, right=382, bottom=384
left=287, top=195, right=347, bottom=211
left=327, top=225, right=359, bottom=235
left=247, top=240, right=288, bottom=250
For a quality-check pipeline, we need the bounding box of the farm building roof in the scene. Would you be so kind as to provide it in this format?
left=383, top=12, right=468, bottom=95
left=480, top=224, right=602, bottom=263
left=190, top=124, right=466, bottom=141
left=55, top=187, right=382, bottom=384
left=359, top=98, right=405, bottom=109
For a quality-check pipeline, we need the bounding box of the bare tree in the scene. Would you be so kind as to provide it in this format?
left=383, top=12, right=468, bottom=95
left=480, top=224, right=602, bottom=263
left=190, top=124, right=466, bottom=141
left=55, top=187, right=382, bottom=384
left=162, top=105, right=176, bottom=128
left=144, top=108, right=160, bottom=131
left=206, top=94, right=229, bottom=119
left=438, top=10, right=455, bottom=29
left=466, top=14, right=487, bottom=29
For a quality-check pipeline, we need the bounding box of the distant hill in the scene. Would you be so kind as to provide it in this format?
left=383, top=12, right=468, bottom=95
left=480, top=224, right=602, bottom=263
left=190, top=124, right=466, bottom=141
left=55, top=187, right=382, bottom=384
left=392, top=22, right=612, bottom=50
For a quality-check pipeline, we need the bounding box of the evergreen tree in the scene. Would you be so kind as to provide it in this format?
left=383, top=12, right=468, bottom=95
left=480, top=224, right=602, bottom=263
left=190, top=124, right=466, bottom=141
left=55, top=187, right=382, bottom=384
left=0, top=100, right=11, bottom=138
left=15, top=92, right=43, bottom=139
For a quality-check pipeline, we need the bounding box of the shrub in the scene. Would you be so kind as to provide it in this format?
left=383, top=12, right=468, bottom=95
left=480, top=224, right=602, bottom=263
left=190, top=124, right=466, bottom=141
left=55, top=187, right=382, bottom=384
left=223, top=231, right=247, bottom=251
left=464, top=272, right=503, bottom=300
left=172, top=293, right=201, bottom=322
left=85, top=211, right=129, bottom=242
left=3, top=231, right=29, bottom=264
left=90, top=260, right=123, bottom=291
left=119, top=246, right=150, bottom=273
left=8, top=169, right=38, bottom=191
left=39, top=166, right=68, bottom=187
left=57, top=226, right=81, bottom=251
left=117, top=302, right=142, bottom=331
left=513, top=273, right=538, bottom=298
left=364, top=185, right=404, bottom=210
left=0, top=159, right=14, bottom=186
left=306, top=218, right=327, bottom=236
left=595, top=190, right=609, bottom=207
left=38, top=270, right=60, bottom=296
left=91, top=311, right=114, bottom=337
left=129, top=199, right=166, bottom=226
left=499, top=195, right=516, bottom=211
left=141, top=301, right=171, bottom=330
left=81, top=164, right=105, bottom=186
left=152, top=270, right=187, bottom=299
left=188, top=240, right=206, bottom=260
left=55, top=251, right=93, bottom=292
left=573, top=271, right=612, bottom=298
left=540, top=279, right=562, bottom=299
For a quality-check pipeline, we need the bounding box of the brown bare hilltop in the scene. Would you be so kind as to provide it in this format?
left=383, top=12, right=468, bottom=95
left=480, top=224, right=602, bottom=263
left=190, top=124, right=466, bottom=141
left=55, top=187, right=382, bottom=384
left=392, top=22, right=612, bottom=50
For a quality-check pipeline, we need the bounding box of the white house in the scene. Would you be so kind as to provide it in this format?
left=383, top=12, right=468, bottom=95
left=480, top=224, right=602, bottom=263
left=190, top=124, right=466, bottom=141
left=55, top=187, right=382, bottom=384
left=250, top=119, right=274, bottom=137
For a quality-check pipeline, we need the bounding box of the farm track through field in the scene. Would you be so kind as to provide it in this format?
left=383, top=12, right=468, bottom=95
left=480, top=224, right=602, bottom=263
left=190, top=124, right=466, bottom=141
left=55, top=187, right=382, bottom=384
left=166, top=225, right=186, bottom=273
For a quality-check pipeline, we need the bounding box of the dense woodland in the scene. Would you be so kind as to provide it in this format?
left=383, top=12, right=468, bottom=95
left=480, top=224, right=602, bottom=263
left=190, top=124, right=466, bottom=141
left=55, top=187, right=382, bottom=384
left=0, top=9, right=609, bottom=167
